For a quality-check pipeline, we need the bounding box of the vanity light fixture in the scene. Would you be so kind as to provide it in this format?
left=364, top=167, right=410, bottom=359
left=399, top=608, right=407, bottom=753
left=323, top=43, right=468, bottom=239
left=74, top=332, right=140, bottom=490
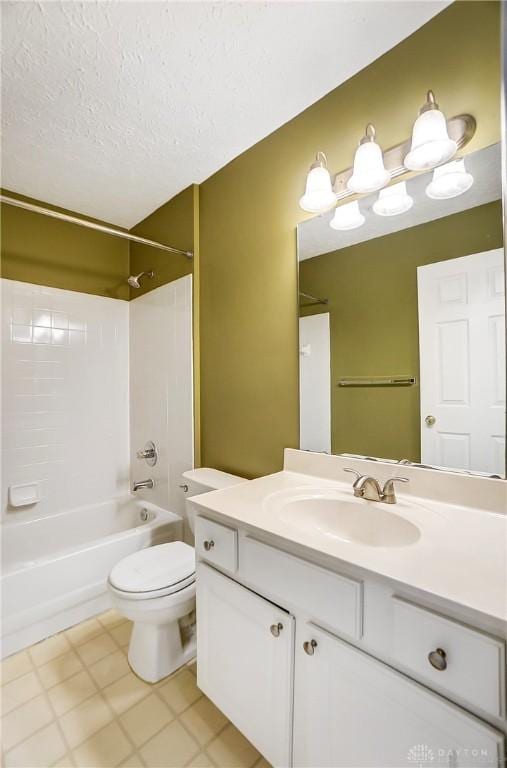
left=404, top=90, right=457, bottom=171
left=299, top=152, right=337, bottom=213
left=347, top=124, right=390, bottom=194
left=329, top=200, right=365, bottom=231
left=373, top=181, right=413, bottom=216
left=425, top=158, right=474, bottom=199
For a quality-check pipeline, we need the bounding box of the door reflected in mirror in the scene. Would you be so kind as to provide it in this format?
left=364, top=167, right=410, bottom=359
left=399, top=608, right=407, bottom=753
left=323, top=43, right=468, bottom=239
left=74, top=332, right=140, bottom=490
left=297, top=143, right=506, bottom=477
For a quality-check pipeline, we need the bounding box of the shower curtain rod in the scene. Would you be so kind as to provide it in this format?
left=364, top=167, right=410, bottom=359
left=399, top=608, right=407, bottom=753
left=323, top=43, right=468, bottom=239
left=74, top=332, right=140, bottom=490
left=0, top=195, right=193, bottom=259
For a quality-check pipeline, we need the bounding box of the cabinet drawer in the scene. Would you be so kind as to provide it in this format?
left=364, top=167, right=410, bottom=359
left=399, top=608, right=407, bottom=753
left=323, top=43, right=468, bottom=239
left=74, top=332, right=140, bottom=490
left=392, top=597, right=505, bottom=718
left=240, top=536, right=362, bottom=640
left=195, top=516, right=238, bottom=574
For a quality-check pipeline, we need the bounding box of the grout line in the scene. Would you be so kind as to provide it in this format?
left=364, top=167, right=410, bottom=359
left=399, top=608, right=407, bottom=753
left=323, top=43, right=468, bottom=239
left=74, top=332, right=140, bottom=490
left=70, top=719, right=136, bottom=767
left=79, top=635, right=143, bottom=759
left=24, top=655, right=76, bottom=766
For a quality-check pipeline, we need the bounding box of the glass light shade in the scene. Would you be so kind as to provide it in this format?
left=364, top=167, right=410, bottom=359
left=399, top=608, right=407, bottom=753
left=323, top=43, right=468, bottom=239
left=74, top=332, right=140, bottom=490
left=347, top=140, right=390, bottom=194
left=329, top=200, right=365, bottom=231
left=404, top=109, right=457, bottom=171
left=426, top=159, right=473, bottom=199
left=373, top=181, right=413, bottom=216
left=299, top=163, right=337, bottom=213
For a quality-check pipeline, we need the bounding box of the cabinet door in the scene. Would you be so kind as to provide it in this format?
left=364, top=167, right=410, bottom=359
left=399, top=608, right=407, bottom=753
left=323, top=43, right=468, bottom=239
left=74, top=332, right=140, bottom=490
left=197, top=563, right=294, bottom=767
left=294, top=622, right=504, bottom=768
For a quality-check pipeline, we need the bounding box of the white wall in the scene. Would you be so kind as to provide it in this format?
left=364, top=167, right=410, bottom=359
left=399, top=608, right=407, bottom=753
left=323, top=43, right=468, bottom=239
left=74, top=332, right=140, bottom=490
left=129, top=276, right=194, bottom=532
left=1, top=279, right=130, bottom=522
left=299, top=313, right=331, bottom=454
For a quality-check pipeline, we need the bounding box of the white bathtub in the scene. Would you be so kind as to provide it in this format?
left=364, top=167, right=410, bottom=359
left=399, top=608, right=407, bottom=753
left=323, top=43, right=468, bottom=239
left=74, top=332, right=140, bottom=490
left=1, top=497, right=182, bottom=657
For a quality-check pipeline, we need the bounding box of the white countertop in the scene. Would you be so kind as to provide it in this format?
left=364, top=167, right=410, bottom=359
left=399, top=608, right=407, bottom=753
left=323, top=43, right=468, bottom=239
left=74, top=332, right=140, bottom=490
left=191, top=469, right=507, bottom=626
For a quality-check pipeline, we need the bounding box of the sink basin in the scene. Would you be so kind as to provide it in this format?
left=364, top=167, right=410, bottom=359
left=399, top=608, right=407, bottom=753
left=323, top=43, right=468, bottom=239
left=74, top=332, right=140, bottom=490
left=265, top=488, right=421, bottom=548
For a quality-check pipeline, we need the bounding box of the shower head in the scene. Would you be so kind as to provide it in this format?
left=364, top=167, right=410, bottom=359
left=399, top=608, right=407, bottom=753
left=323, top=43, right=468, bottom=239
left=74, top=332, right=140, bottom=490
left=128, top=271, right=154, bottom=289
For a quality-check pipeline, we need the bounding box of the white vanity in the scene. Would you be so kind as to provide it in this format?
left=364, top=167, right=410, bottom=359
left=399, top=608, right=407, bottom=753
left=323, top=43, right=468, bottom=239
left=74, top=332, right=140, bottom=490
left=190, top=450, right=507, bottom=768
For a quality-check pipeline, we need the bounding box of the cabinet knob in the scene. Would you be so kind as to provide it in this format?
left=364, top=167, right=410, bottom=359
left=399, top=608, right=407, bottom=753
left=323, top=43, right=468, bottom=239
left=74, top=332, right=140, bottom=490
left=270, top=622, right=283, bottom=637
left=303, top=639, right=317, bottom=656
left=428, top=648, right=447, bottom=671
left=203, top=540, right=215, bottom=551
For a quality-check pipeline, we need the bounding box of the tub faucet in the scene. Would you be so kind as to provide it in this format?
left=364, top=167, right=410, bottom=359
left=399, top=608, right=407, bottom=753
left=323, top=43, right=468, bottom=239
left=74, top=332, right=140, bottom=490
left=132, top=479, right=154, bottom=492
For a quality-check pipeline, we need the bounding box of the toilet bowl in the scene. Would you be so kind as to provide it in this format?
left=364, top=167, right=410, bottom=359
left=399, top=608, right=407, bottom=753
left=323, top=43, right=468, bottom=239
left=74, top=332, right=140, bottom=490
left=108, top=541, right=196, bottom=682
left=108, top=468, right=247, bottom=683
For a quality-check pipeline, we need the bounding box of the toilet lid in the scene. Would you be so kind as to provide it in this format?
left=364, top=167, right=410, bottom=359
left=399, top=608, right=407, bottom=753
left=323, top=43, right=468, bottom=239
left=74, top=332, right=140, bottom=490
left=109, top=542, right=195, bottom=594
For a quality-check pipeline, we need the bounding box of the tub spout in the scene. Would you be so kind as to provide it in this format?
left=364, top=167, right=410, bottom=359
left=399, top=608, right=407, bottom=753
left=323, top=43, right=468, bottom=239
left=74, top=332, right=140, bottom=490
left=133, top=479, right=154, bottom=492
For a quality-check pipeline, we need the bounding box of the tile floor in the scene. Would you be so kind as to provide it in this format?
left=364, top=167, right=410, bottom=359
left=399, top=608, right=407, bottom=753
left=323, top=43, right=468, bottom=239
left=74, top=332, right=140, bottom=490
left=1, top=611, right=270, bottom=768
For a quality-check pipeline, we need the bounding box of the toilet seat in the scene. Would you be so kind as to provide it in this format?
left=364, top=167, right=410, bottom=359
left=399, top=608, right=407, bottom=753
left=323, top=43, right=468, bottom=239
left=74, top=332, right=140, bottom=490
left=108, top=541, right=195, bottom=600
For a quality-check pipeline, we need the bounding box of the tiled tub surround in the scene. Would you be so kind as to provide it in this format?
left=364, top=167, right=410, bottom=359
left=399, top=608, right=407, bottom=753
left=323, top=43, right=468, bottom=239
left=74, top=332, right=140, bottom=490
left=1, top=277, right=194, bottom=655
left=1, top=499, right=182, bottom=658
left=1, top=279, right=130, bottom=523
left=129, top=277, right=194, bottom=532
left=0, top=610, right=269, bottom=768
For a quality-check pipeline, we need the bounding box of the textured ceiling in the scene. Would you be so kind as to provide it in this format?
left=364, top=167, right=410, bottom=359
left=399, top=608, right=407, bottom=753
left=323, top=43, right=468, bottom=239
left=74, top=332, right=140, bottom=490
left=1, top=1, right=449, bottom=228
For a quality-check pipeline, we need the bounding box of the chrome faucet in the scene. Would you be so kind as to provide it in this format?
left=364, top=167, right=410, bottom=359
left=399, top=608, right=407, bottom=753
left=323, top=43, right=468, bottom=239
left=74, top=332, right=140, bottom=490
left=132, top=478, right=154, bottom=492
left=344, top=469, right=408, bottom=504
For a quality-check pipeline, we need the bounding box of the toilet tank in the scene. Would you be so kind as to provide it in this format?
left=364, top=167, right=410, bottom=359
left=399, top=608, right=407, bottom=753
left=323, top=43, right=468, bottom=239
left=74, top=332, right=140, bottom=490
left=181, top=468, right=248, bottom=533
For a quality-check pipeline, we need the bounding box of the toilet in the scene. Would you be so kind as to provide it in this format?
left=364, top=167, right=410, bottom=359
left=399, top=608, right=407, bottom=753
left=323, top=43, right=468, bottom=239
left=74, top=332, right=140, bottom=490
left=108, top=468, right=247, bottom=683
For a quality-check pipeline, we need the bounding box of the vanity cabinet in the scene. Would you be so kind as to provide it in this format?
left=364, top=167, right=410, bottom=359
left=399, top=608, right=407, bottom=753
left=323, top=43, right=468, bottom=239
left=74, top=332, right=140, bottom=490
left=293, top=622, right=504, bottom=768
left=195, top=514, right=506, bottom=768
left=196, top=563, right=294, bottom=767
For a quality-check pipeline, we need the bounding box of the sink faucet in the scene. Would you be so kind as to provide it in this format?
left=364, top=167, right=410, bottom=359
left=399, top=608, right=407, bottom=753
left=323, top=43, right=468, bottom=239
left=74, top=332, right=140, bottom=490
left=343, top=469, right=408, bottom=504
left=132, top=478, right=154, bottom=492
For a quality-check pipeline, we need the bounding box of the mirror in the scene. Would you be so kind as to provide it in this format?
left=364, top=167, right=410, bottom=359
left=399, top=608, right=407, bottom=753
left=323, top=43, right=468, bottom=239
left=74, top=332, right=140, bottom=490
left=297, top=143, right=506, bottom=477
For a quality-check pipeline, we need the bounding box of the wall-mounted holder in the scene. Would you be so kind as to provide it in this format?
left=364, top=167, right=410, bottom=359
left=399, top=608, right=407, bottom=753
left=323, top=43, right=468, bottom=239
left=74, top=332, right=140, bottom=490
left=136, top=440, right=158, bottom=467
left=299, top=291, right=329, bottom=307
left=337, top=376, right=416, bottom=387
left=9, top=482, right=40, bottom=507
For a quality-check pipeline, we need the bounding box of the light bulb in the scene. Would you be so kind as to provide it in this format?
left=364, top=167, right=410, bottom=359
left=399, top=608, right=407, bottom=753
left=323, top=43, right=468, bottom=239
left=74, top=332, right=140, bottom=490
left=329, top=200, right=365, bottom=231
left=347, top=124, right=390, bottom=194
left=299, top=152, right=337, bottom=213
left=373, top=181, right=413, bottom=216
left=426, top=158, right=473, bottom=199
left=404, top=90, right=457, bottom=171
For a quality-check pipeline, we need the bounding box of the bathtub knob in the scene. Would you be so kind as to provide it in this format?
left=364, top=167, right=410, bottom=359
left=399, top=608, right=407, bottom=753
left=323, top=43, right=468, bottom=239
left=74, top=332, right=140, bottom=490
left=203, top=540, right=215, bottom=551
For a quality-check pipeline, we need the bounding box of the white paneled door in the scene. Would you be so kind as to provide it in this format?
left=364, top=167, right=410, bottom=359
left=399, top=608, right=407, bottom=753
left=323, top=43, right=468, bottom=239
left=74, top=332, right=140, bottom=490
left=417, top=249, right=505, bottom=474
left=299, top=313, right=331, bottom=453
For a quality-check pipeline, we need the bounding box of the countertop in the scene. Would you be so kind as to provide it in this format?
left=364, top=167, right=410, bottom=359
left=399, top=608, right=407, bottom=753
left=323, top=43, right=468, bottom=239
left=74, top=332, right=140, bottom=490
left=190, top=469, right=507, bottom=626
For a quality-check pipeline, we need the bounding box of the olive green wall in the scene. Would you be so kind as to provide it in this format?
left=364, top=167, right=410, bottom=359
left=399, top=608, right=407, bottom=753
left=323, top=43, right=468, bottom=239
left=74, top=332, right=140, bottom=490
left=299, top=201, right=503, bottom=462
left=198, top=1, right=501, bottom=478
left=0, top=191, right=130, bottom=300
left=129, top=185, right=196, bottom=299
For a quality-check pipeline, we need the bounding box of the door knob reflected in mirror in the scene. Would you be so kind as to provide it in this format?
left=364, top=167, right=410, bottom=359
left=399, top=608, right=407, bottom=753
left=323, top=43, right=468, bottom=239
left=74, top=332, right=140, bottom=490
left=425, top=415, right=436, bottom=427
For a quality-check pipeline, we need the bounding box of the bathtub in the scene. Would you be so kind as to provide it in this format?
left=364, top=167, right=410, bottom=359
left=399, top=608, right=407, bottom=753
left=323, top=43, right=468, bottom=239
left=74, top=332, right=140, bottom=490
left=1, top=497, right=182, bottom=658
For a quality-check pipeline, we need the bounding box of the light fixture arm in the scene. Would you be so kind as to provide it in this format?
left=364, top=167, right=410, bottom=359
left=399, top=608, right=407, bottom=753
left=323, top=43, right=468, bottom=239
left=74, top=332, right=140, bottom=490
left=420, top=89, right=439, bottom=114
left=311, top=151, right=328, bottom=169
left=360, top=123, right=377, bottom=145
